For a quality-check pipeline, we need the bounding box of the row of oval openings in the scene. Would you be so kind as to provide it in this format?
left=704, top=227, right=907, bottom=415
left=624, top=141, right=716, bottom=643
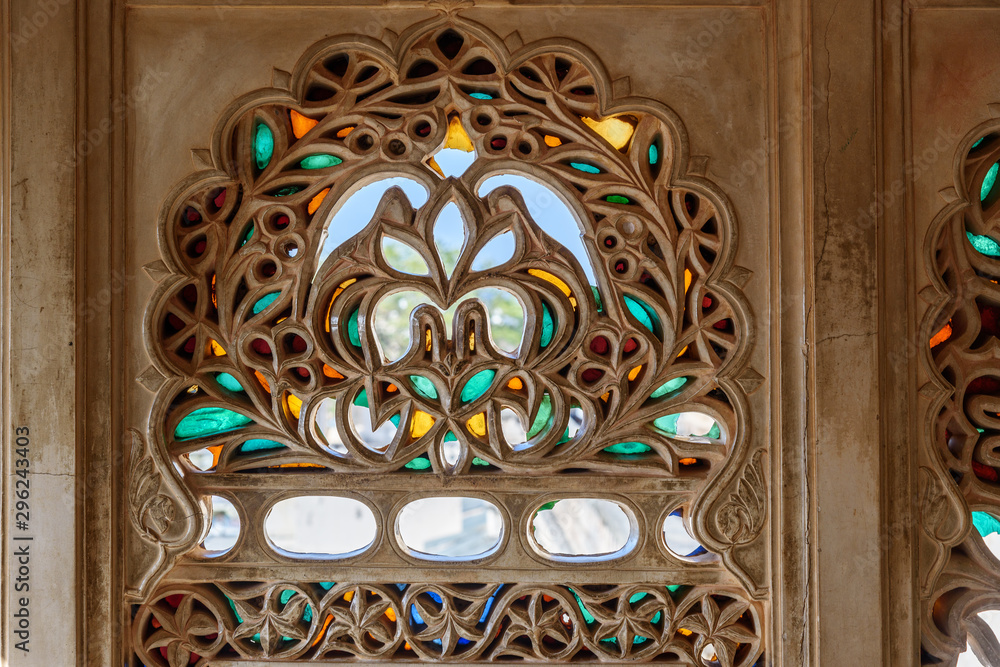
left=202, top=496, right=713, bottom=562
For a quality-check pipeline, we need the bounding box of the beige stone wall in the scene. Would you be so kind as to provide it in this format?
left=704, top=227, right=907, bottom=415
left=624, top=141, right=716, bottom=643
left=0, top=0, right=998, bottom=665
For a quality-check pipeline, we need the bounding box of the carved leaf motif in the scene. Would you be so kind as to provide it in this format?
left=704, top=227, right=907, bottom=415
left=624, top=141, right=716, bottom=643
left=718, top=450, right=766, bottom=544
left=128, top=431, right=176, bottom=540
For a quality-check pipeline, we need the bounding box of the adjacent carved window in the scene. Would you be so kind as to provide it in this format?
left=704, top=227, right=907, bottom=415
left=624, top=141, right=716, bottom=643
left=923, top=126, right=1000, bottom=665
left=128, top=16, right=764, bottom=665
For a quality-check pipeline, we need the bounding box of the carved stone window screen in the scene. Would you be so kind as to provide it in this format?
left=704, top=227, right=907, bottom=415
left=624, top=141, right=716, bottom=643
left=921, top=120, right=1000, bottom=666
left=127, top=15, right=766, bottom=665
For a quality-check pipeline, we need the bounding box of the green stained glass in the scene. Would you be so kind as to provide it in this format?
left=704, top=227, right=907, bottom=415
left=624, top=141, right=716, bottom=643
left=252, top=292, right=280, bottom=314
left=707, top=423, right=721, bottom=439
left=469, top=92, right=493, bottom=100
left=568, top=588, right=595, bottom=625
left=967, top=231, right=1000, bottom=257
left=654, top=414, right=679, bottom=434
left=539, top=302, right=555, bottom=348
left=273, top=186, right=302, bottom=197
left=628, top=592, right=647, bottom=603
left=254, top=123, right=274, bottom=170
left=982, top=162, right=999, bottom=201
left=227, top=596, right=244, bottom=623
left=279, top=589, right=313, bottom=623
left=409, top=375, right=438, bottom=400
left=973, top=137, right=986, bottom=150
left=444, top=430, right=458, bottom=442
left=606, top=194, right=631, bottom=204
left=390, top=414, right=401, bottom=428
left=650, top=377, right=687, bottom=399
left=623, top=295, right=660, bottom=336
left=461, top=369, right=496, bottom=403
left=591, top=286, right=603, bottom=312
left=300, top=154, right=343, bottom=170
left=972, top=511, right=1000, bottom=537
left=216, top=372, right=244, bottom=392
left=649, top=144, right=659, bottom=165
left=354, top=389, right=368, bottom=407
left=666, top=584, right=683, bottom=595
left=242, top=223, right=254, bottom=246
left=604, top=442, right=651, bottom=455
left=651, top=611, right=662, bottom=625
left=175, top=407, right=252, bottom=440
left=569, top=162, right=601, bottom=174
left=472, top=457, right=491, bottom=466
left=527, top=393, right=553, bottom=439
left=240, top=439, right=284, bottom=452
left=405, top=456, right=432, bottom=470
left=348, top=308, right=361, bottom=346
left=319, top=582, right=335, bottom=590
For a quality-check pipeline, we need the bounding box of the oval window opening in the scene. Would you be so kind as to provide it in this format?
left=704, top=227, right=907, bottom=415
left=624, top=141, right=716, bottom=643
left=202, top=496, right=240, bottom=555
left=662, top=507, right=714, bottom=562
left=531, top=498, right=633, bottom=559
left=397, top=497, right=503, bottom=559
left=265, top=496, right=377, bottom=557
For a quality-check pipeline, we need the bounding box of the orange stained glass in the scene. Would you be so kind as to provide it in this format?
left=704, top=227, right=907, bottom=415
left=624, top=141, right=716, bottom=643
left=467, top=413, right=487, bottom=437
left=208, top=444, right=224, bottom=468
left=290, top=110, right=319, bottom=138
left=679, top=457, right=698, bottom=465
left=385, top=608, right=397, bottom=622
left=684, top=268, right=692, bottom=293
left=580, top=115, right=636, bottom=149
left=308, top=188, right=330, bottom=215
left=627, top=365, right=642, bottom=381
left=312, top=615, right=334, bottom=647
left=411, top=410, right=435, bottom=439
left=507, top=377, right=523, bottom=391
left=386, top=383, right=398, bottom=393
left=427, top=156, right=445, bottom=177
left=211, top=273, right=218, bottom=307
left=930, top=321, right=953, bottom=348
left=336, top=126, right=355, bottom=138
left=322, top=364, right=344, bottom=379
left=543, top=135, right=563, bottom=147
left=254, top=370, right=270, bottom=392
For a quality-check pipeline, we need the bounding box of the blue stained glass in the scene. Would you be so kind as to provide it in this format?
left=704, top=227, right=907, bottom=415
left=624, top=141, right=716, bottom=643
left=569, top=162, right=601, bottom=174
left=240, top=439, right=284, bottom=452
left=967, top=231, right=1000, bottom=257
left=972, top=511, right=1000, bottom=537
left=216, top=372, right=244, bottom=392
left=174, top=407, right=252, bottom=440
left=982, top=162, right=999, bottom=201
left=252, top=292, right=280, bottom=314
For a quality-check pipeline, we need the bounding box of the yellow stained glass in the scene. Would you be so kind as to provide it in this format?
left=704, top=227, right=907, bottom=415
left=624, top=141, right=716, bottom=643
left=186, top=384, right=199, bottom=394
left=308, top=188, right=330, bottom=215
left=677, top=345, right=688, bottom=358
left=290, top=110, right=318, bottom=139
left=325, top=278, right=357, bottom=332
left=469, top=331, right=476, bottom=351
left=445, top=115, right=474, bottom=152
left=344, top=591, right=354, bottom=602
left=528, top=269, right=572, bottom=296
left=208, top=339, right=226, bottom=356
left=467, top=412, right=487, bottom=437
left=427, top=156, right=445, bottom=177
left=425, top=329, right=432, bottom=351
left=411, top=410, right=435, bottom=439
left=581, top=115, right=635, bottom=149
left=385, top=608, right=396, bottom=622
left=286, top=393, right=303, bottom=419
left=684, top=268, right=692, bottom=293
left=600, top=392, right=610, bottom=402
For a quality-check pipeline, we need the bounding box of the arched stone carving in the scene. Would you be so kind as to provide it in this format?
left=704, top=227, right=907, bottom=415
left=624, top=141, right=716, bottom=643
left=921, top=116, right=1000, bottom=665
left=129, top=14, right=764, bottom=664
